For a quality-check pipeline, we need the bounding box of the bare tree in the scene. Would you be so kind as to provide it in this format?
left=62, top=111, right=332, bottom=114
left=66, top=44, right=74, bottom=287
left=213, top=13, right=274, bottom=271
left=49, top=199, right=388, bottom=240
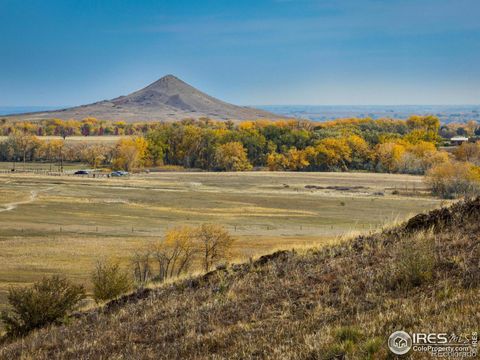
left=132, top=224, right=234, bottom=286
left=131, top=251, right=152, bottom=286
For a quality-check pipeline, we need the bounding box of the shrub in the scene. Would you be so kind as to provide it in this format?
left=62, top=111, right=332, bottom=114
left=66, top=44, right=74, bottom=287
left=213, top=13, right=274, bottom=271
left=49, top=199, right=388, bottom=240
left=92, top=260, right=132, bottom=303
left=362, top=337, right=384, bottom=359
left=320, top=343, right=348, bottom=360
left=389, top=233, right=436, bottom=290
left=0, top=276, right=85, bottom=337
left=334, top=326, right=362, bottom=343
left=426, top=161, right=480, bottom=199
left=321, top=328, right=384, bottom=359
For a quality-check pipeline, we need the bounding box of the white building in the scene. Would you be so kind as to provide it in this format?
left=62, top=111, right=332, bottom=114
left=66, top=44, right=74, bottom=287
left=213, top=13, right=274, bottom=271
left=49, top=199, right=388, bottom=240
left=450, top=136, right=469, bottom=146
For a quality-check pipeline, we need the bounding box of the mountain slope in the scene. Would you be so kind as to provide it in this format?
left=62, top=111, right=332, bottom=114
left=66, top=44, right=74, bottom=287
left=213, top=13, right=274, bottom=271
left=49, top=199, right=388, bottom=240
left=0, top=198, right=479, bottom=359
left=3, top=75, right=283, bottom=122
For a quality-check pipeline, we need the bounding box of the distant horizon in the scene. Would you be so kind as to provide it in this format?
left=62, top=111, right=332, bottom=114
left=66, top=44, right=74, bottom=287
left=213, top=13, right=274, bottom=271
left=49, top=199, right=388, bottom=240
left=1, top=104, right=480, bottom=111
left=2, top=104, right=479, bottom=124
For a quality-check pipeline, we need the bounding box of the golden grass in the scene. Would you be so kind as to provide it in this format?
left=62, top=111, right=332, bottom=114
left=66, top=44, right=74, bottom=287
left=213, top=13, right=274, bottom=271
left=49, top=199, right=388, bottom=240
left=0, top=197, right=478, bottom=359
left=0, top=171, right=442, bottom=310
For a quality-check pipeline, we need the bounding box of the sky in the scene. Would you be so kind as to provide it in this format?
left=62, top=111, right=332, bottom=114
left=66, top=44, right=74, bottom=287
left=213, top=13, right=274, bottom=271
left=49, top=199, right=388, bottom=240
left=0, top=0, right=479, bottom=106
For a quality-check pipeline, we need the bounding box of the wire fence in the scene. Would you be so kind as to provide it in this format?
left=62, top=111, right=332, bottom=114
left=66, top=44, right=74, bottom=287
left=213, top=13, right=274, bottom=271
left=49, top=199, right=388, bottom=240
left=0, top=168, right=113, bottom=178
left=3, top=221, right=382, bottom=240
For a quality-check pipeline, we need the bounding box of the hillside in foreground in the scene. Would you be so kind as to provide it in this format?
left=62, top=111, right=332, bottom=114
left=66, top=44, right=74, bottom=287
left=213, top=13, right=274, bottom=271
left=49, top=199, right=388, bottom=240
left=2, top=75, right=282, bottom=122
left=0, top=198, right=479, bottom=359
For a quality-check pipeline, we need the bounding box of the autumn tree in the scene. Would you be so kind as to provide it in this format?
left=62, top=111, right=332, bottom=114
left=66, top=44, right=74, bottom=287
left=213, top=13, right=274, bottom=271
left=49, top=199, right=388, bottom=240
left=130, top=224, right=234, bottom=284
left=131, top=250, right=152, bottom=286
left=80, top=144, right=109, bottom=169
left=39, top=139, right=65, bottom=170
left=214, top=141, right=252, bottom=171
left=267, top=151, right=289, bottom=171
left=146, top=128, right=168, bottom=166
left=266, top=148, right=312, bottom=171
left=406, top=115, right=440, bottom=133
left=7, top=132, right=41, bottom=164
left=406, top=115, right=440, bottom=143
left=152, top=227, right=198, bottom=281
left=346, top=135, right=372, bottom=169
left=283, top=147, right=314, bottom=171
left=112, top=137, right=148, bottom=171
left=464, top=120, right=478, bottom=136
left=314, top=138, right=352, bottom=171
left=196, top=224, right=235, bottom=272
left=426, top=161, right=480, bottom=198
left=454, top=142, right=480, bottom=165
left=232, top=122, right=267, bottom=165
left=375, top=142, right=406, bottom=173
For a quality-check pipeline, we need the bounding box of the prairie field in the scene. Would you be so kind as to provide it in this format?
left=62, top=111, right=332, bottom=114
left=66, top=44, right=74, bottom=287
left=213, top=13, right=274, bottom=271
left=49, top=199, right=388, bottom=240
left=0, top=169, right=442, bottom=308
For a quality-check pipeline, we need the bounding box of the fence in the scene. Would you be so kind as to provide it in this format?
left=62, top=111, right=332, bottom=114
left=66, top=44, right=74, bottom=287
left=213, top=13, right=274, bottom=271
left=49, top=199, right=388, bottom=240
left=0, top=168, right=113, bottom=178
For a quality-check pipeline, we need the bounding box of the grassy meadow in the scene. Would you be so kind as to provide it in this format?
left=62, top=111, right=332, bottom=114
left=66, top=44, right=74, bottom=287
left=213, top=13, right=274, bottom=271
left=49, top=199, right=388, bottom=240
left=0, top=169, right=443, bottom=309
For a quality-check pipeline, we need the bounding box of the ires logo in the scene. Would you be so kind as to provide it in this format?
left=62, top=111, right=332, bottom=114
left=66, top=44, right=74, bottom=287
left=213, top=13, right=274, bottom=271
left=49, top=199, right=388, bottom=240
left=388, top=332, right=448, bottom=355
left=388, top=331, right=412, bottom=355
left=413, top=333, right=448, bottom=344
left=388, top=331, right=478, bottom=357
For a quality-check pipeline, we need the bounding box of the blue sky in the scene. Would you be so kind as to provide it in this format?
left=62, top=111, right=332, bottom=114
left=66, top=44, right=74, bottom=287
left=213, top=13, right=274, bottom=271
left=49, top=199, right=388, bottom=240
left=0, top=0, right=479, bottom=106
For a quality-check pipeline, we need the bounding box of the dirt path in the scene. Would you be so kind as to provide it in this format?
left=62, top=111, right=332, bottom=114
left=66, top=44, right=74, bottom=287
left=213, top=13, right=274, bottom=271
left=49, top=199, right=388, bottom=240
left=0, top=187, right=54, bottom=212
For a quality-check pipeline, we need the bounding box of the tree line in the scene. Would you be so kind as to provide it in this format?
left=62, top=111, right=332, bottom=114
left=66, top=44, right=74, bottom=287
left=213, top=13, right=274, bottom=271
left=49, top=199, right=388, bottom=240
left=0, top=116, right=452, bottom=172
left=0, top=117, right=155, bottom=137
left=2, top=115, right=478, bottom=139
left=1, top=116, right=480, bottom=198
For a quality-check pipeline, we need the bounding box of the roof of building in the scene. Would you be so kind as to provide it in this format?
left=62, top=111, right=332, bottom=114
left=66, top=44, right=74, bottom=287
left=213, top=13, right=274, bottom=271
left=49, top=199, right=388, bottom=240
left=450, top=136, right=469, bottom=141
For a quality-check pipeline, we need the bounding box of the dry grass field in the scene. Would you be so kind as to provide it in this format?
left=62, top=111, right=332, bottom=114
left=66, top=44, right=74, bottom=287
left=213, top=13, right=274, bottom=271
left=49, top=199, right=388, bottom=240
left=1, top=197, right=478, bottom=359
left=0, top=170, right=443, bottom=309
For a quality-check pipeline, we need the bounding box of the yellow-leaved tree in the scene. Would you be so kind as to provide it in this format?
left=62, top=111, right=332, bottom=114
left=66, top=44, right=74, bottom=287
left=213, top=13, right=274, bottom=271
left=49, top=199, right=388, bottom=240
left=426, top=161, right=480, bottom=198
left=454, top=142, right=480, bottom=165
left=314, top=138, right=352, bottom=170
left=346, top=135, right=372, bottom=169
left=375, top=142, right=406, bottom=172
left=80, top=144, right=109, bottom=169
left=152, top=226, right=198, bottom=281
left=196, top=224, right=235, bottom=272
left=214, top=141, right=252, bottom=171
left=39, top=139, right=65, bottom=170
left=267, top=151, right=288, bottom=171
left=284, top=147, right=313, bottom=171
left=112, top=137, right=148, bottom=171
